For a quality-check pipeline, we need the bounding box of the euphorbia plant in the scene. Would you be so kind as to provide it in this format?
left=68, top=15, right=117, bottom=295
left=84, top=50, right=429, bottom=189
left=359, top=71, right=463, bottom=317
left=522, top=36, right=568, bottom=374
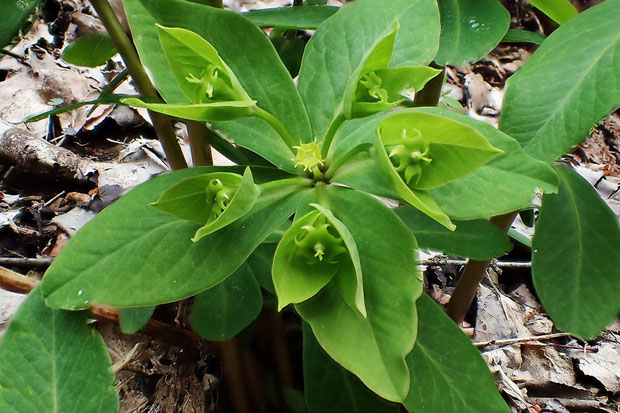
left=1, top=0, right=619, bottom=412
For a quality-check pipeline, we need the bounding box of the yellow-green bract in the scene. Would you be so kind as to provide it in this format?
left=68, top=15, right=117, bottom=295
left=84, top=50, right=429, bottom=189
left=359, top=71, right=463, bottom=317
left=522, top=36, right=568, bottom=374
left=272, top=204, right=365, bottom=317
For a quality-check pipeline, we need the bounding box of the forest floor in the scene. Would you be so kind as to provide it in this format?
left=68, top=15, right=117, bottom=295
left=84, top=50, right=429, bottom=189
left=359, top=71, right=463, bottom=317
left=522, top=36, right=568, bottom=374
left=0, top=0, right=618, bottom=412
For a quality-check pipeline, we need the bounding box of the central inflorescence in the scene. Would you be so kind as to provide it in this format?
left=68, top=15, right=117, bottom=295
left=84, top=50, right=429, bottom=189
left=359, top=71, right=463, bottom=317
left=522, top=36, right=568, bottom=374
left=293, top=141, right=325, bottom=176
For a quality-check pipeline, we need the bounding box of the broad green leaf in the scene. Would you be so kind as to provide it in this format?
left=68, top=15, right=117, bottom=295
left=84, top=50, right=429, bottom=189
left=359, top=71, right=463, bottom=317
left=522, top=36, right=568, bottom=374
left=297, top=186, right=421, bottom=402
left=434, top=0, right=510, bottom=66
left=532, top=166, right=620, bottom=339
left=190, top=263, right=263, bottom=341
left=121, top=97, right=255, bottom=122
left=297, top=0, right=440, bottom=140
left=0, top=0, right=39, bottom=50
left=395, top=206, right=512, bottom=260
left=502, top=29, right=546, bottom=45
left=418, top=108, right=559, bottom=219
left=155, top=25, right=251, bottom=104
left=527, top=0, right=578, bottom=24
left=123, top=0, right=312, bottom=143
left=119, top=306, right=156, bottom=334
left=41, top=166, right=310, bottom=309
left=404, top=294, right=510, bottom=413
left=243, top=6, right=339, bottom=30
left=302, top=323, right=399, bottom=413
left=499, top=0, right=620, bottom=164
left=62, top=32, right=118, bottom=67
left=214, top=117, right=297, bottom=173
left=246, top=243, right=277, bottom=293
left=0, top=287, right=118, bottom=413
left=193, top=169, right=262, bottom=240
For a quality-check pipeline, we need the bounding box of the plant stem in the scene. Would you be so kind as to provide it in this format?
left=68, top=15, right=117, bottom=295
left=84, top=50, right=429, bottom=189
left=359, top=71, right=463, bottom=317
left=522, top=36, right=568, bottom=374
left=186, top=121, right=214, bottom=166
left=445, top=211, right=518, bottom=324
left=215, top=339, right=251, bottom=413
left=253, top=106, right=297, bottom=149
left=89, top=0, right=187, bottom=170
left=259, top=177, right=313, bottom=192
left=413, top=66, right=445, bottom=107
left=324, top=143, right=372, bottom=180
left=321, top=114, right=346, bottom=158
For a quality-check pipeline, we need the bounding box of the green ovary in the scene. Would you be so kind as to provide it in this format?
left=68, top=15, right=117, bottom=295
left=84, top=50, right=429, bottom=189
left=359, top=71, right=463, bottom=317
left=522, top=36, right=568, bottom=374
left=205, top=178, right=236, bottom=222
left=359, top=71, right=389, bottom=102
left=386, top=128, right=432, bottom=187
left=185, top=64, right=236, bottom=103
left=294, top=215, right=347, bottom=265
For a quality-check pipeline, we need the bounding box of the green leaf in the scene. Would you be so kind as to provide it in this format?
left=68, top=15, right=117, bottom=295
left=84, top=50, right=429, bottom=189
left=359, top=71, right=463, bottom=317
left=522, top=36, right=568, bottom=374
left=502, top=29, right=546, bottom=45
left=190, top=263, right=263, bottom=341
left=297, top=0, right=440, bottom=141
left=155, top=25, right=252, bottom=104
left=246, top=243, right=277, bottom=293
left=404, top=294, right=510, bottom=413
left=121, top=97, right=255, bottom=122
left=418, top=107, right=559, bottom=219
left=302, top=323, right=399, bottom=413
left=62, top=32, right=118, bottom=67
left=0, top=287, right=118, bottom=413
left=214, top=117, right=297, bottom=173
left=0, top=0, right=39, bottom=49
left=297, top=186, right=421, bottom=402
left=499, top=0, right=620, bottom=164
left=532, top=166, right=620, bottom=339
left=243, top=6, right=339, bottom=30
left=41, top=166, right=309, bottom=309
left=434, top=0, right=510, bottom=66
left=395, top=206, right=512, bottom=260
left=119, top=306, right=156, bottom=334
left=124, top=0, right=312, bottom=143
left=527, top=0, right=578, bottom=24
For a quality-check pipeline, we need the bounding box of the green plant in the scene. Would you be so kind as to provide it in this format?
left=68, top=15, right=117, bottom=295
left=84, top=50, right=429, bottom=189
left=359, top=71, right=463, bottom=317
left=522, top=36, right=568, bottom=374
left=1, top=0, right=619, bottom=412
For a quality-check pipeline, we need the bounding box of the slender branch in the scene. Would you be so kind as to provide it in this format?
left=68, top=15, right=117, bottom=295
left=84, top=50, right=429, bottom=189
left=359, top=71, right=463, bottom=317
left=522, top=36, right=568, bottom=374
left=0, top=257, right=53, bottom=268
left=253, top=106, right=297, bottom=149
left=214, top=339, right=251, bottom=413
left=421, top=258, right=531, bottom=269
left=186, top=121, right=213, bottom=166
left=0, top=266, right=38, bottom=294
left=89, top=0, right=187, bottom=170
left=413, top=66, right=446, bottom=107
left=474, top=332, right=572, bottom=349
left=446, top=211, right=518, bottom=324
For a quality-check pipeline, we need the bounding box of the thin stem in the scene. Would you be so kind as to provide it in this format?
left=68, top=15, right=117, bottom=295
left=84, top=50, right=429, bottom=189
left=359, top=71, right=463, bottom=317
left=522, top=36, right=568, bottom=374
left=413, top=66, right=445, bottom=107
left=259, top=177, right=313, bottom=192
left=445, top=211, right=518, bottom=324
left=186, top=121, right=214, bottom=166
left=215, top=339, right=251, bottom=413
left=253, top=106, right=297, bottom=149
left=89, top=0, right=187, bottom=170
left=321, top=114, right=346, bottom=158
left=324, top=143, right=372, bottom=180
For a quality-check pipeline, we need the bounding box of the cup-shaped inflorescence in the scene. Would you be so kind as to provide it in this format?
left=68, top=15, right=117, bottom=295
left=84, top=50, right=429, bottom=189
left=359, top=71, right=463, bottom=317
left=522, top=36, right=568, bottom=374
left=273, top=204, right=366, bottom=316
left=151, top=168, right=261, bottom=240
left=374, top=110, right=502, bottom=229
left=121, top=26, right=256, bottom=122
